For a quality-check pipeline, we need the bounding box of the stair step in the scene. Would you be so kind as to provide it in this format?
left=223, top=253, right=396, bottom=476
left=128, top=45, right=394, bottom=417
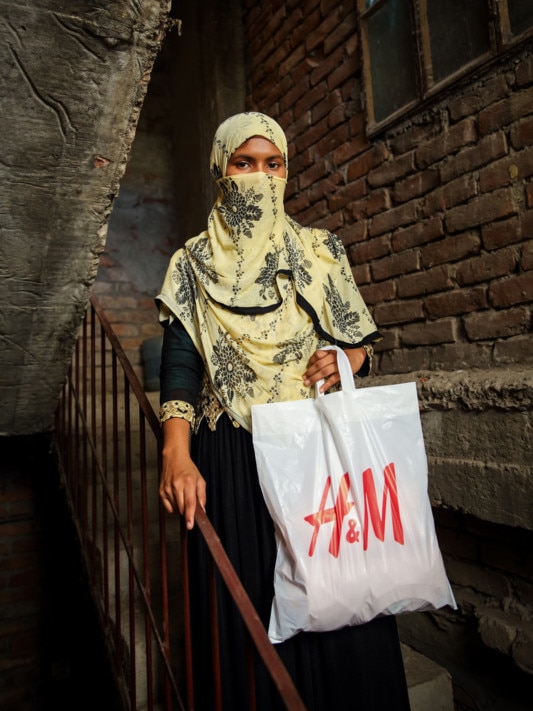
left=401, top=644, right=454, bottom=711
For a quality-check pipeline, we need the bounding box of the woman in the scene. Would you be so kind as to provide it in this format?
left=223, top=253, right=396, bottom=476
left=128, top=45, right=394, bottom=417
left=156, top=112, right=410, bottom=710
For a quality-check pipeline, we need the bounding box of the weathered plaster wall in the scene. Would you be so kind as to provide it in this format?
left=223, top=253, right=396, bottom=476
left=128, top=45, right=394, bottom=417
left=0, top=0, right=171, bottom=435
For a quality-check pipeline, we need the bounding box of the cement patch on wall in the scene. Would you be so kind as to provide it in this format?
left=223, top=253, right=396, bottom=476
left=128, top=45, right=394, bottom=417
left=363, top=366, right=533, bottom=530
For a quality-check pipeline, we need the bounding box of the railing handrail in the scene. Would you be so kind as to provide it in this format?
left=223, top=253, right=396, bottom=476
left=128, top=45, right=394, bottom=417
left=55, top=294, right=306, bottom=711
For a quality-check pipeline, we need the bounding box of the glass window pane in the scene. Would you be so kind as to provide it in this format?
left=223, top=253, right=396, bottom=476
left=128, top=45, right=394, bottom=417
left=367, top=0, right=418, bottom=124
left=508, top=0, right=533, bottom=36
left=427, top=0, right=491, bottom=84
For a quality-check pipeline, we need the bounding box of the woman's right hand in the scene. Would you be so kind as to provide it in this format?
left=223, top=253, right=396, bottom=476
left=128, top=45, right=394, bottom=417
left=159, top=417, right=206, bottom=530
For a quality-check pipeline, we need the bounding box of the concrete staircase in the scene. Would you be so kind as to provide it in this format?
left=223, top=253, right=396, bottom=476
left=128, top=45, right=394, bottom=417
left=402, top=644, right=455, bottom=711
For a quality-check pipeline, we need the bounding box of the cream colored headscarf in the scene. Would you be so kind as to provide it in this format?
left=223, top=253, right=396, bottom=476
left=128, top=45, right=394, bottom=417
left=157, top=112, right=380, bottom=430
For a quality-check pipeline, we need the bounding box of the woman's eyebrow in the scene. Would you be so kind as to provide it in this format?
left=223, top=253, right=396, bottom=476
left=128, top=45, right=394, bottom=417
left=230, top=152, right=255, bottom=161
left=230, top=151, right=284, bottom=162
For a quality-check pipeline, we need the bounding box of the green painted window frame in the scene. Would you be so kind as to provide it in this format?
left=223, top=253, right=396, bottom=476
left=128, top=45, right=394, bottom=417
left=358, top=0, right=533, bottom=135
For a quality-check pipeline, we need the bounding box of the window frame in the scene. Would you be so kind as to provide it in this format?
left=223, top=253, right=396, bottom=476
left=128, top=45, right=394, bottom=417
left=358, top=0, right=533, bottom=136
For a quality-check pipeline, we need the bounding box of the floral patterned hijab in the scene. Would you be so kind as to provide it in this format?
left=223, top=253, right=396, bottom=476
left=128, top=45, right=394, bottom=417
left=157, top=112, right=380, bottom=430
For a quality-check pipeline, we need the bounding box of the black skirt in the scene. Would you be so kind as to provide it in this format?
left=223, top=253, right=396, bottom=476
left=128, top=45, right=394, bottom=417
left=187, top=414, right=411, bottom=711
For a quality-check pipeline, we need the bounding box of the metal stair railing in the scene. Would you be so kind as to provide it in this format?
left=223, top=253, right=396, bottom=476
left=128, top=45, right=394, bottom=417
left=53, top=294, right=306, bottom=711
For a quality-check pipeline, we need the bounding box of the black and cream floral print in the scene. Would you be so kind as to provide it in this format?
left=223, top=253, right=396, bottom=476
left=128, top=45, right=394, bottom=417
left=211, top=327, right=258, bottom=404
left=217, top=178, right=264, bottom=239
left=323, top=274, right=363, bottom=338
left=157, top=112, right=381, bottom=430
left=255, top=251, right=279, bottom=300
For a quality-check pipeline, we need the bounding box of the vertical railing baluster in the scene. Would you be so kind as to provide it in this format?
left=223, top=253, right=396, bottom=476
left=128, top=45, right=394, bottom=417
left=208, top=556, right=223, bottom=711
left=100, top=319, right=110, bottom=623
left=124, top=376, right=137, bottom=707
left=90, top=306, right=98, bottom=581
left=64, top=373, right=71, bottom=489
left=181, top=521, right=195, bottom=711
left=81, top=314, right=88, bottom=541
left=139, top=414, right=154, bottom=710
left=73, top=337, right=81, bottom=516
left=111, top=350, right=123, bottom=682
left=160, top=499, right=172, bottom=711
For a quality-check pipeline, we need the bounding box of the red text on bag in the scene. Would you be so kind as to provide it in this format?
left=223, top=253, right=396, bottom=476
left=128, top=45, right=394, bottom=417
left=304, top=464, right=404, bottom=558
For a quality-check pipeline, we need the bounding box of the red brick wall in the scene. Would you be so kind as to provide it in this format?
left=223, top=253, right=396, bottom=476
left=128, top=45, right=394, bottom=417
left=243, top=0, right=533, bottom=375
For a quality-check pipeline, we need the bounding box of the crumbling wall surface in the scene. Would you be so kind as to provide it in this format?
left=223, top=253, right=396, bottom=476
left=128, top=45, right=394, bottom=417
left=365, top=367, right=533, bottom=531
left=0, top=0, right=171, bottom=435
left=398, top=508, right=533, bottom=711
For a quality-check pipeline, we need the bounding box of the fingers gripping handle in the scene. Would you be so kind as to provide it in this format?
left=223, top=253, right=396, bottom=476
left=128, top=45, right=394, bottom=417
left=314, top=345, right=357, bottom=397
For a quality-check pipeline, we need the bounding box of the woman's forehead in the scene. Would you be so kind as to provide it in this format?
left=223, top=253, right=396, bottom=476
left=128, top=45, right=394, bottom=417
left=231, top=136, right=284, bottom=156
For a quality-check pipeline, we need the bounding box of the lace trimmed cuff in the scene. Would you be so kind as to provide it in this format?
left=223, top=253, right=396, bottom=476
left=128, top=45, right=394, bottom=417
left=159, top=400, right=196, bottom=428
left=362, top=343, right=373, bottom=369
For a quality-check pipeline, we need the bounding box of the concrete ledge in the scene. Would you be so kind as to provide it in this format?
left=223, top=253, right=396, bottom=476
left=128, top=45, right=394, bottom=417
left=361, top=367, right=533, bottom=530
left=363, top=366, right=533, bottom=411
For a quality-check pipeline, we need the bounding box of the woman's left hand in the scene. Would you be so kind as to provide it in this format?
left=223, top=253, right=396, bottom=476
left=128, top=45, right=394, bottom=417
left=303, top=347, right=367, bottom=393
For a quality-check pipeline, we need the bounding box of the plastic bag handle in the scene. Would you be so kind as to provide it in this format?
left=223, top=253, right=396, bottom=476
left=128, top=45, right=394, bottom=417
left=315, top=345, right=357, bottom=397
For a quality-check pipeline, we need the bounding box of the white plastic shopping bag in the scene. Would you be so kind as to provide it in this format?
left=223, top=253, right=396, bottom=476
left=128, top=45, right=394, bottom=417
left=251, top=346, right=456, bottom=644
